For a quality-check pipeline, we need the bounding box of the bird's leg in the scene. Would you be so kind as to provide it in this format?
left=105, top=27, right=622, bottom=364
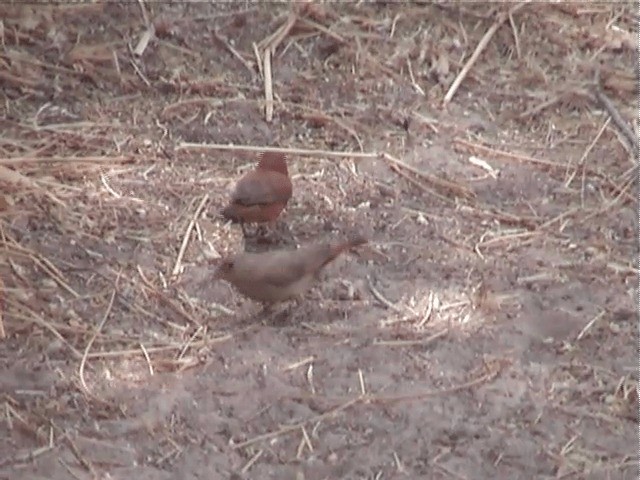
left=259, top=302, right=273, bottom=315
left=258, top=220, right=295, bottom=245
left=241, top=222, right=259, bottom=238
left=254, top=223, right=280, bottom=245
left=259, top=302, right=278, bottom=324
left=277, top=220, right=297, bottom=244
left=256, top=224, right=269, bottom=237
left=261, top=302, right=293, bottom=325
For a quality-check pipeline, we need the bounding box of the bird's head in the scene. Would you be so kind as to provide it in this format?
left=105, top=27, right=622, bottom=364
left=257, top=151, right=288, bottom=176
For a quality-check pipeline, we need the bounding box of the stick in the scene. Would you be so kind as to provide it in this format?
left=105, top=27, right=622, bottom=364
left=213, top=29, right=254, bottom=75
left=576, top=310, right=606, bottom=341
left=389, top=163, right=455, bottom=204
left=176, top=142, right=380, bottom=159
left=136, top=0, right=150, bottom=26
left=231, top=397, right=360, bottom=449
left=252, top=42, right=263, bottom=79
left=564, top=117, right=610, bottom=187
left=593, top=70, right=638, bottom=157
left=0, top=276, right=4, bottom=339
left=232, top=364, right=501, bottom=449
left=0, top=155, right=131, bottom=165
left=133, top=26, right=155, bottom=57
left=8, top=302, right=83, bottom=359
left=367, top=274, right=404, bottom=314
left=171, top=194, right=209, bottom=277
left=261, top=12, right=297, bottom=53
left=263, top=47, right=273, bottom=122
left=299, top=18, right=346, bottom=44
left=79, top=289, right=116, bottom=396
left=0, top=164, right=65, bottom=207
left=383, top=152, right=475, bottom=199
left=140, top=343, right=154, bottom=375
left=373, top=328, right=448, bottom=347
left=444, top=2, right=527, bottom=105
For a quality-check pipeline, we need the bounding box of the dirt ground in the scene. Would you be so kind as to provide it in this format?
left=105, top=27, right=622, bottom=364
left=0, top=3, right=637, bottom=480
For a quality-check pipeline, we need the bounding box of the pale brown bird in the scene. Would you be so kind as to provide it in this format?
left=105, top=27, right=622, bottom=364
left=214, top=234, right=367, bottom=304
left=221, top=151, right=292, bottom=237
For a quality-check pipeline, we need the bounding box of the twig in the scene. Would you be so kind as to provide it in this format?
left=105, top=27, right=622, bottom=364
left=366, top=363, right=501, bottom=404
left=435, top=462, right=468, bottom=480
left=593, top=70, right=638, bottom=157
left=252, top=42, right=263, bottom=79
left=300, top=18, right=346, bottom=44
left=373, top=328, right=448, bottom=347
left=8, top=301, right=83, bottom=360
left=133, top=23, right=154, bottom=57
left=454, top=137, right=577, bottom=172
left=140, top=343, right=154, bottom=375
left=177, top=325, right=204, bottom=360
left=283, top=356, right=315, bottom=372
left=79, top=288, right=116, bottom=396
left=191, top=7, right=259, bottom=22
left=306, top=363, right=316, bottom=395
left=84, top=335, right=231, bottom=359
left=176, top=142, right=380, bottom=159
left=444, top=3, right=528, bottom=105
left=0, top=443, right=55, bottom=468
left=0, top=155, right=131, bottom=165
left=232, top=363, right=502, bottom=449
left=240, top=449, right=263, bottom=474
left=137, top=266, right=203, bottom=325
left=358, top=369, right=366, bottom=396
left=231, top=397, right=360, bottom=449
left=65, top=434, right=97, bottom=477
left=0, top=276, right=4, bottom=339
left=0, top=164, right=65, bottom=207
left=58, top=458, right=84, bottom=480
left=367, top=275, right=404, bottom=314
left=579, top=174, right=635, bottom=223
left=260, top=12, right=297, bottom=53
left=128, top=48, right=151, bottom=87
left=100, top=172, right=121, bottom=198
left=508, top=10, right=521, bottom=59
left=171, top=194, right=209, bottom=277
left=383, top=152, right=475, bottom=199
left=475, top=231, right=541, bottom=250
left=297, top=106, right=364, bottom=151
left=212, top=29, right=254, bottom=76
left=576, top=310, right=606, bottom=341
left=406, top=58, right=425, bottom=95
left=564, top=117, right=610, bottom=187
left=136, top=0, right=150, bottom=27
left=263, top=47, right=274, bottom=122
left=388, top=163, right=455, bottom=204
left=416, top=291, right=436, bottom=328
left=7, top=239, right=80, bottom=298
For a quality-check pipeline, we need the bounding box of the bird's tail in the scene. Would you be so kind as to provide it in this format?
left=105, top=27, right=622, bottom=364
left=321, top=234, right=368, bottom=269
left=220, top=205, right=239, bottom=223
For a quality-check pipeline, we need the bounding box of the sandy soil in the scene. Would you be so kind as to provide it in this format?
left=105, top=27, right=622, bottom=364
left=0, top=3, right=636, bottom=480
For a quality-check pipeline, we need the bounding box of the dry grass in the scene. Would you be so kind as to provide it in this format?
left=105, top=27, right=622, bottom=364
left=0, top=2, right=635, bottom=478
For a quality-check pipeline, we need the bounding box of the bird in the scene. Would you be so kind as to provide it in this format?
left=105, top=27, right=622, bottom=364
left=220, top=151, right=292, bottom=238
left=213, top=234, right=367, bottom=304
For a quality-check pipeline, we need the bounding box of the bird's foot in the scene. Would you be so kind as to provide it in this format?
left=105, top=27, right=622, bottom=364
left=260, top=302, right=294, bottom=325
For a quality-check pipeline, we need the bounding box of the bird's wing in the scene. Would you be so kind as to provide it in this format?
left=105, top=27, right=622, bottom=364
left=232, top=172, right=292, bottom=206
left=255, top=251, right=310, bottom=288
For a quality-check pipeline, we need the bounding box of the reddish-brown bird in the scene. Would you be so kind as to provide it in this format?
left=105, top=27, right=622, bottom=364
left=221, top=151, right=292, bottom=236
left=214, top=234, right=367, bottom=304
